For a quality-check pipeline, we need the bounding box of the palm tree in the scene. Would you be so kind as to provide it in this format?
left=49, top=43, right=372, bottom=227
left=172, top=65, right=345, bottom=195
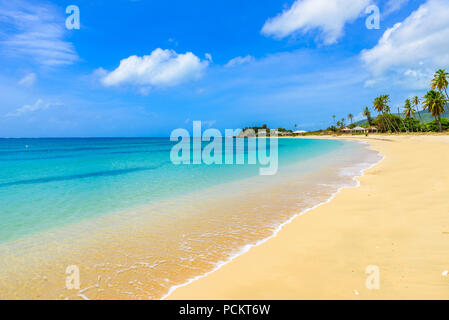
left=348, top=113, right=354, bottom=125
left=363, top=107, right=372, bottom=125
left=412, top=96, right=424, bottom=127
left=403, top=98, right=415, bottom=132
left=373, top=94, right=391, bottom=113
left=373, top=96, right=385, bottom=131
left=412, top=96, right=420, bottom=108
left=423, top=90, right=447, bottom=132
left=341, top=118, right=345, bottom=127
left=294, top=124, right=297, bottom=131
left=373, top=96, right=384, bottom=114
left=403, top=99, right=415, bottom=119
left=431, top=69, right=449, bottom=99
left=373, top=94, right=396, bottom=132
left=332, top=115, right=336, bottom=126
left=382, top=95, right=399, bottom=131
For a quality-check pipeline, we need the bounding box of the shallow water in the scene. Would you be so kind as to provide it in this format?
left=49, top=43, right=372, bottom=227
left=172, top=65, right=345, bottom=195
left=0, top=138, right=381, bottom=299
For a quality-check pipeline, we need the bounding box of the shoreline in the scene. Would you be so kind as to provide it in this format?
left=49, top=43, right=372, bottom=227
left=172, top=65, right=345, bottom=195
left=0, top=138, right=375, bottom=300
left=168, top=135, right=449, bottom=299
left=162, top=139, right=384, bottom=300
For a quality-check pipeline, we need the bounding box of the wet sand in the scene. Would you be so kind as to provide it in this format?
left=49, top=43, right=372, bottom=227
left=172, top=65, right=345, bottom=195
left=168, top=135, right=449, bottom=299
left=0, top=139, right=376, bottom=300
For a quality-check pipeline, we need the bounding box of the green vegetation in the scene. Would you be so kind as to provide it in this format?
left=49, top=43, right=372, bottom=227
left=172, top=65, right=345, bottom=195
left=356, top=109, right=449, bottom=126
left=373, top=113, right=401, bottom=132
left=427, top=118, right=449, bottom=132
left=399, top=117, right=423, bottom=132
left=363, top=107, right=372, bottom=126
left=423, top=91, right=446, bottom=131
left=431, top=69, right=449, bottom=98
left=276, top=127, right=293, bottom=133
left=243, top=69, right=449, bottom=136
left=332, top=69, right=449, bottom=133
left=403, top=99, right=414, bottom=119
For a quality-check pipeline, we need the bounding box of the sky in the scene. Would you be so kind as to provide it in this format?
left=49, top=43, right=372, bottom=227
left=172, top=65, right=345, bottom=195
left=0, top=0, right=447, bottom=137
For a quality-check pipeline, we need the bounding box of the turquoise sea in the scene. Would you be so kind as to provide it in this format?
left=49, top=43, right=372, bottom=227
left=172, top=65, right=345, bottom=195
left=0, top=138, right=381, bottom=299
left=0, top=138, right=348, bottom=242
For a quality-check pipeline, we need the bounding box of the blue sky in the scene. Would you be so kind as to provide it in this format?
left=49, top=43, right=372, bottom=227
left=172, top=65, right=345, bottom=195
left=0, top=0, right=447, bottom=137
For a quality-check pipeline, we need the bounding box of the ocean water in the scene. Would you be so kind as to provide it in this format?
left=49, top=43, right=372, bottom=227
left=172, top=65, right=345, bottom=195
left=0, top=138, right=381, bottom=299
left=0, top=138, right=343, bottom=242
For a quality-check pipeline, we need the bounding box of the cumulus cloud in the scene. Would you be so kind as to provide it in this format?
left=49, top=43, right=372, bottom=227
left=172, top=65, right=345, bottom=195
left=18, top=72, right=36, bottom=86
left=361, top=0, right=449, bottom=79
left=101, top=48, right=209, bottom=88
left=261, top=0, right=371, bottom=44
left=225, top=55, right=255, bottom=67
left=0, top=0, right=78, bottom=66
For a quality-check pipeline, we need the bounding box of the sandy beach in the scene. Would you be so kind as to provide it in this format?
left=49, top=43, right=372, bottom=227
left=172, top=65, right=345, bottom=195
left=168, top=135, right=449, bottom=300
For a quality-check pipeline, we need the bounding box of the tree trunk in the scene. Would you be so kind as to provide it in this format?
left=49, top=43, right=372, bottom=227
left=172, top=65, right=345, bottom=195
left=438, top=115, right=442, bottom=132
left=381, top=112, right=388, bottom=132
left=385, top=112, right=398, bottom=133
left=417, top=109, right=424, bottom=131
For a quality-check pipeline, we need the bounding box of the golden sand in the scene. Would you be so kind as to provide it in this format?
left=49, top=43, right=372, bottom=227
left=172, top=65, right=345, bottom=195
left=168, top=135, right=449, bottom=299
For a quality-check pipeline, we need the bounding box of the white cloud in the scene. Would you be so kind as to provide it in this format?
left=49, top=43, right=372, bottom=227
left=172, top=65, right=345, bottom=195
left=384, top=0, right=409, bottom=15
left=205, top=53, right=213, bottom=62
left=92, top=67, right=108, bottom=78
left=261, top=0, right=371, bottom=44
left=361, top=0, right=449, bottom=84
left=6, top=99, right=41, bottom=117
left=0, top=0, right=78, bottom=66
left=101, top=48, right=209, bottom=88
left=225, top=55, right=255, bottom=67
left=18, top=72, right=36, bottom=86
left=5, top=99, right=62, bottom=117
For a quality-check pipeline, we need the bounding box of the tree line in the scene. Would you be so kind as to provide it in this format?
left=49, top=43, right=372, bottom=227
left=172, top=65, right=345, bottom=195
left=330, top=69, right=449, bottom=133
